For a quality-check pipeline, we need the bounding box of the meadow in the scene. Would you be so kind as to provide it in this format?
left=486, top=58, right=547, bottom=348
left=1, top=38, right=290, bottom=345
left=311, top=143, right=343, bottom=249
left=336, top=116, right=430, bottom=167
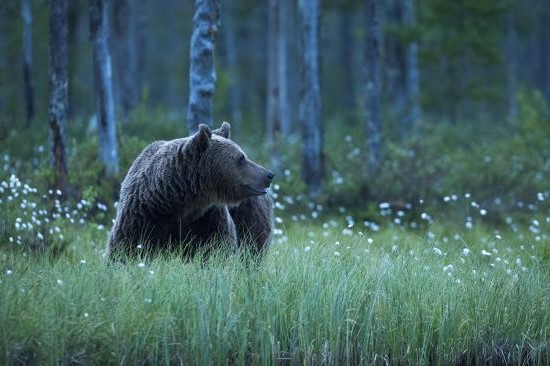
left=1, top=170, right=549, bottom=365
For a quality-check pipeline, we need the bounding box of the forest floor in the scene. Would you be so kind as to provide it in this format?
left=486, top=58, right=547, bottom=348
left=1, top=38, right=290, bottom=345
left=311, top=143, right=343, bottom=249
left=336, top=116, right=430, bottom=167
left=1, top=210, right=549, bottom=364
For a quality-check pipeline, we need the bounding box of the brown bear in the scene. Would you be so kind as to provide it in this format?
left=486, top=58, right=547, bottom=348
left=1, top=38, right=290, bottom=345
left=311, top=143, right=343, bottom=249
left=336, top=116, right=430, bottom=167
left=107, top=122, right=275, bottom=258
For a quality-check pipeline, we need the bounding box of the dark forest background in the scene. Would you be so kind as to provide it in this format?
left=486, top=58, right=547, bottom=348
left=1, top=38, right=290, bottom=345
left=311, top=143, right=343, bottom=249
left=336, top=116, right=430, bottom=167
left=0, top=0, right=549, bottom=222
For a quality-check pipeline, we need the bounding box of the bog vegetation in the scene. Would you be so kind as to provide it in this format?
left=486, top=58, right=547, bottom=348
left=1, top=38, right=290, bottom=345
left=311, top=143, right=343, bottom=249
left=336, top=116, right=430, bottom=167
left=1, top=94, right=549, bottom=364
left=1, top=0, right=550, bottom=364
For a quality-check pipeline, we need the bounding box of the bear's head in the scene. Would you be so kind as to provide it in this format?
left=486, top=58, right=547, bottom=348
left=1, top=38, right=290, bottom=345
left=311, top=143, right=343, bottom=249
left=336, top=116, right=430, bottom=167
left=185, top=122, right=275, bottom=205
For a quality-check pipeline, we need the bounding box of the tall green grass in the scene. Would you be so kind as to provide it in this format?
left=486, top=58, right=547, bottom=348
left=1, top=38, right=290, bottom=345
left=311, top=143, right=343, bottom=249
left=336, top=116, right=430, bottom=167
left=1, top=225, right=549, bottom=365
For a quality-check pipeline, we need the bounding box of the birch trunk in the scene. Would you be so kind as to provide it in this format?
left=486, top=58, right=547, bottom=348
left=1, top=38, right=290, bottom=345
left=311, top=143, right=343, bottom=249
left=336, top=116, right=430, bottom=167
left=404, top=0, right=421, bottom=127
left=298, top=0, right=324, bottom=198
left=48, top=0, right=69, bottom=194
left=187, top=0, right=220, bottom=134
left=22, top=0, right=34, bottom=125
left=90, top=0, right=119, bottom=176
left=365, top=0, right=382, bottom=173
left=220, top=1, right=242, bottom=134
left=113, top=0, right=140, bottom=117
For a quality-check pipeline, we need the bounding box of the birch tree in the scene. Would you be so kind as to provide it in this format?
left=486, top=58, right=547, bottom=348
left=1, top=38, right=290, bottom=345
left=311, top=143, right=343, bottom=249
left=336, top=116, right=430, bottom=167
left=267, top=0, right=291, bottom=139
left=90, top=0, right=119, bottom=176
left=187, top=0, right=220, bottom=134
left=298, top=0, right=324, bottom=198
left=404, top=0, right=421, bottom=127
left=364, top=0, right=382, bottom=173
left=22, top=0, right=34, bottom=125
left=113, top=0, right=141, bottom=116
left=48, top=0, right=69, bottom=193
left=220, top=1, right=242, bottom=134
left=267, top=0, right=291, bottom=170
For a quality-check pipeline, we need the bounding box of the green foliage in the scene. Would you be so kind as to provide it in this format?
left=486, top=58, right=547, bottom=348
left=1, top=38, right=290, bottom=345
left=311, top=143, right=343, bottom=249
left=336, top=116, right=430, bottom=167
left=305, top=90, right=550, bottom=224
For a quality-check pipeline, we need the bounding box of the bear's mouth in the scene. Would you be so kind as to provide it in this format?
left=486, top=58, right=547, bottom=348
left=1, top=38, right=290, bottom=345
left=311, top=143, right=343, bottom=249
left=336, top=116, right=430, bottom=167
left=243, top=184, right=268, bottom=196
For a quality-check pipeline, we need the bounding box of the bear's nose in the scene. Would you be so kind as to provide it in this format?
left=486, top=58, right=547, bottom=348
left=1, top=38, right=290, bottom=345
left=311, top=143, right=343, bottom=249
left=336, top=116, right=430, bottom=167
left=266, top=171, right=275, bottom=181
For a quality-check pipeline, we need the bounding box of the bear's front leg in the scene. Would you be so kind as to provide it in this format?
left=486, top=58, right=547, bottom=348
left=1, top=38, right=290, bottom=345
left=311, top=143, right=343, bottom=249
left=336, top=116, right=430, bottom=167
left=178, top=206, right=237, bottom=256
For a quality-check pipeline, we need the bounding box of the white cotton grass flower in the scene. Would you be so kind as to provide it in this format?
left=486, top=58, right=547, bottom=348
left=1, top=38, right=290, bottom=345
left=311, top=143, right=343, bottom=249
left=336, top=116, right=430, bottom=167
left=334, top=251, right=341, bottom=257
left=138, top=262, right=146, bottom=268
left=432, top=247, right=444, bottom=256
left=462, top=248, right=470, bottom=256
left=481, top=250, right=492, bottom=256
left=304, top=246, right=311, bottom=253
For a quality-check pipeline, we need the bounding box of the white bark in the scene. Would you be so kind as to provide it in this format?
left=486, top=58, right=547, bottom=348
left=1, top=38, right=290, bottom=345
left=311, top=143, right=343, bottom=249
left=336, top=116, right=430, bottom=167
left=365, top=0, right=382, bottom=173
left=48, top=0, right=69, bottom=193
left=90, top=0, right=119, bottom=176
left=298, top=0, right=324, bottom=198
left=404, top=0, right=421, bottom=127
left=187, top=0, right=220, bottom=134
left=22, top=0, right=34, bottom=124
left=113, top=0, right=140, bottom=116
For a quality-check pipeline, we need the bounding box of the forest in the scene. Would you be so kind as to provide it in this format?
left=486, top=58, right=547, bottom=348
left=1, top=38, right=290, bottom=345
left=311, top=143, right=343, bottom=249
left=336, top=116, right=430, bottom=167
left=1, top=0, right=549, bottom=364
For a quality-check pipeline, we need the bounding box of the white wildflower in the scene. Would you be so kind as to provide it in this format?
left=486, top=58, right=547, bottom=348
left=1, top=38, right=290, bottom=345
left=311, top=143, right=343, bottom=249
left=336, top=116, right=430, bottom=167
left=432, top=247, right=444, bottom=256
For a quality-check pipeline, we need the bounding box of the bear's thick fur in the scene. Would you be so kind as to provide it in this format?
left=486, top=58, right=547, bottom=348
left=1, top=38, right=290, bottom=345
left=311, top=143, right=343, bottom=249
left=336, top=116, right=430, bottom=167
left=108, top=122, right=275, bottom=258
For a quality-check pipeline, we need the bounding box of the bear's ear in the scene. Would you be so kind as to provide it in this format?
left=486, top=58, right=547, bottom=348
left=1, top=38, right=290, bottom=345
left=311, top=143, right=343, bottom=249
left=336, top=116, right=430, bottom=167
left=213, top=121, right=231, bottom=139
left=187, top=124, right=212, bottom=155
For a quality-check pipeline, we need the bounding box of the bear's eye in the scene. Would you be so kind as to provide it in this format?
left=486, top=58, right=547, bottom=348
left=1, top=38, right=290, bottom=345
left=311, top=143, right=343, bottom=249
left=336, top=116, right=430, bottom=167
left=237, top=154, right=246, bottom=165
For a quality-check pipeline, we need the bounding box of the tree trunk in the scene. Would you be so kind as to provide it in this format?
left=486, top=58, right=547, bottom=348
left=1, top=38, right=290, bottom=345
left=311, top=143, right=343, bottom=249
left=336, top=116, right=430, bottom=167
left=278, top=0, right=291, bottom=137
left=339, top=9, right=356, bottom=111
left=298, top=0, right=324, bottom=198
left=267, top=0, right=291, bottom=170
left=266, top=0, right=279, bottom=167
left=187, top=0, right=220, bottom=134
left=404, top=0, right=421, bottom=127
left=505, top=9, right=517, bottom=121
left=220, top=0, right=242, bottom=135
left=90, top=0, right=119, bottom=176
left=364, top=0, right=382, bottom=174
left=383, top=0, right=405, bottom=125
left=48, top=0, right=69, bottom=194
left=113, top=0, right=140, bottom=117
left=21, top=0, right=34, bottom=125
